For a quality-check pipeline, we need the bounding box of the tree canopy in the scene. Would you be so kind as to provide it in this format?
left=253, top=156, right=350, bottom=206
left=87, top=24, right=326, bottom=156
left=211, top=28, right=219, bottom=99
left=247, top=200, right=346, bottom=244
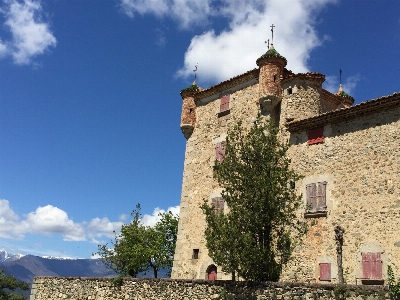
left=97, top=204, right=178, bottom=278
left=201, top=116, right=307, bottom=282
left=0, top=269, right=29, bottom=300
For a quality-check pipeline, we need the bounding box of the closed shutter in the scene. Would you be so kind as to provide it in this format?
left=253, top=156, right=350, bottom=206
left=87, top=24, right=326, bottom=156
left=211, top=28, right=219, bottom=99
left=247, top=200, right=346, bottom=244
left=306, top=183, right=317, bottom=211
left=212, top=197, right=224, bottom=213
left=215, top=142, right=226, bottom=162
left=371, top=253, right=382, bottom=279
left=308, top=127, right=324, bottom=145
left=362, top=252, right=382, bottom=279
left=316, top=182, right=327, bottom=211
left=319, top=263, right=331, bottom=281
left=220, top=95, right=230, bottom=112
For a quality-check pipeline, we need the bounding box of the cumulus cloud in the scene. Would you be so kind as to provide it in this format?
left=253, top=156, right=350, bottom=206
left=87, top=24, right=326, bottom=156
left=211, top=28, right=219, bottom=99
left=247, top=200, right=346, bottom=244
left=142, top=205, right=180, bottom=227
left=0, top=199, right=180, bottom=243
left=120, top=0, right=340, bottom=84
left=0, top=0, right=56, bottom=65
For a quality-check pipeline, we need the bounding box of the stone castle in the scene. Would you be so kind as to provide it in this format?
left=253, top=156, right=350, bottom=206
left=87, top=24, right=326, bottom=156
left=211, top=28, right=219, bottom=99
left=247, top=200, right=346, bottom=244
left=171, top=42, right=400, bottom=284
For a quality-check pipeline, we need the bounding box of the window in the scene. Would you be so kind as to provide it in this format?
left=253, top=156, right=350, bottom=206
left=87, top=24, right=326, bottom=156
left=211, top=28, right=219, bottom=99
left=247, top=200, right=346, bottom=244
left=362, top=252, right=382, bottom=280
left=319, top=263, right=331, bottom=281
left=308, top=127, right=324, bottom=145
left=192, top=249, right=199, bottom=259
left=305, top=182, right=327, bottom=216
left=215, top=142, right=226, bottom=162
left=211, top=197, right=225, bottom=213
left=219, top=94, right=230, bottom=116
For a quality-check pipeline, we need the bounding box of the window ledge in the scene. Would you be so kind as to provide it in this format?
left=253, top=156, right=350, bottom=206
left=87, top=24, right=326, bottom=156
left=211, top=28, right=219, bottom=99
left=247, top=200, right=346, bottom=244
left=304, top=211, right=327, bottom=218
left=361, top=279, right=384, bottom=285
left=218, top=109, right=230, bottom=117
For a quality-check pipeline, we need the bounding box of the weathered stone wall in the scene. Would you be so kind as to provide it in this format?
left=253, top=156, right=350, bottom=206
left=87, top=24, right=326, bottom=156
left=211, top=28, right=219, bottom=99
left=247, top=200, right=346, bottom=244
left=172, top=82, right=261, bottom=280
left=30, top=277, right=390, bottom=300
left=282, top=107, right=400, bottom=284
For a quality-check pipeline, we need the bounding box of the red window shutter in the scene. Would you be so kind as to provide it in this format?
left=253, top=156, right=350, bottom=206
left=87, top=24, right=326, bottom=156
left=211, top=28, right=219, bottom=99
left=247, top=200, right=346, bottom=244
left=371, top=253, right=382, bottom=279
left=362, top=253, right=373, bottom=279
left=220, top=95, right=230, bottom=112
left=362, top=252, right=382, bottom=279
left=215, top=142, right=226, bottom=162
left=308, top=127, right=324, bottom=145
left=306, top=183, right=317, bottom=211
left=316, top=182, right=327, bottom=211
left=319, top=263, right=331, bottom=281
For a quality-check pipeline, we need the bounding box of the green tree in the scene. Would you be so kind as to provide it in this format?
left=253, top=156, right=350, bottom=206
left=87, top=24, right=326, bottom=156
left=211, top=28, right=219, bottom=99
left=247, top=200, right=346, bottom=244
left=97, top=204, right=178, bottom=278
left=201, top=116, right=307, bottom=282
left=0, top=269, right=29, bottom=300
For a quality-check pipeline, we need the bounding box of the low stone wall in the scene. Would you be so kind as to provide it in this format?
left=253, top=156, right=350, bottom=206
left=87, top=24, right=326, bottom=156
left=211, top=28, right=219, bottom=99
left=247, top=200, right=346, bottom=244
left=30, top=277, right=390, bottom=300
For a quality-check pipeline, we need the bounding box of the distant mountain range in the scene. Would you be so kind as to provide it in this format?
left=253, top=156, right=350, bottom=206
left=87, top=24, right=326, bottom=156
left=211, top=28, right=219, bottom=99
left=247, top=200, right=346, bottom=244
left=0, top=250, right=170, bottom=285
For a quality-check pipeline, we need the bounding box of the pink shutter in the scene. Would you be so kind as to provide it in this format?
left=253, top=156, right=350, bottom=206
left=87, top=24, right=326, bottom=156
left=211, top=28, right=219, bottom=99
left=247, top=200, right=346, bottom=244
left=215, top=142, right=226, bottom=162
left=308, top=127, right=324, bottom=145
left=371, top=253, right=382, bottom=279
left=319, top=263, right=331, bottom=281
left=317, top=182, right=327, bottom=211
left=220, top=95, right=230, bottom=112
left=215, top=143, right=222, bottom=162
left=306, top=183, right=317, bottom=211
left=212, top=198, right=218, bottom=213
left=362, top=253, right=372, bottom=279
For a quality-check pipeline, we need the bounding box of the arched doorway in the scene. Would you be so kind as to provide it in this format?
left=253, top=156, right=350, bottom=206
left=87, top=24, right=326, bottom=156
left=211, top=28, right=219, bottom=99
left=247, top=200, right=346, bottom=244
left=206, top=265, right=217, bottom=280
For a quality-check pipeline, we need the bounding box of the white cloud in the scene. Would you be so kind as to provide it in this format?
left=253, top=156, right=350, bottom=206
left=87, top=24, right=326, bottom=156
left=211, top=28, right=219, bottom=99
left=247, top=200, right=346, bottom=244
left=25, top=205, right=86, bottom=241
left=0, top=199, right=179, bottom=243
left=142, top=205, right=180, bottom=227
left=0, top=0, right=56, bottom=65
left=324, top=74, right=360, bottom=96
left=119, top=0, right=213, bottom=28
left=120, top=0, right=338, bottom=84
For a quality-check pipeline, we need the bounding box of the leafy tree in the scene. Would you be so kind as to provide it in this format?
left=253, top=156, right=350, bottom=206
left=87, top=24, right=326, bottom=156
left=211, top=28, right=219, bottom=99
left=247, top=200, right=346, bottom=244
left=201, top=115, right=307, bottom=282
left=97, top=204, right=178, bottom=278
left=0, top=269, right=29, bottom=300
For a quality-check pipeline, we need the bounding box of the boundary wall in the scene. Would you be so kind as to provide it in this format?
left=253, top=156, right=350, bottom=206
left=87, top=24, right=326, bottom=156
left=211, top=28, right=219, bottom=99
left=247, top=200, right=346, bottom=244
left=30, top=277, right=390, bottom=300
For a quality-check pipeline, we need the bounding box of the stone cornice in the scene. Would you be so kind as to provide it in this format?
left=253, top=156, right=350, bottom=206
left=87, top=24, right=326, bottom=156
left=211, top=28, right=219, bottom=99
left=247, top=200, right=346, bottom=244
left=286, top=92, right=400, bottom=132
left=192, top=69, right=259, bottom=102
left=281, top=71, right=325, bottom=85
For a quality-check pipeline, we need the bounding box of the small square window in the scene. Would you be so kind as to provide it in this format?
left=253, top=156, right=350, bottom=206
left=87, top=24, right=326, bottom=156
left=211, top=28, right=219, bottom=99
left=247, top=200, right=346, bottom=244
left=192, top=249, right=199, bottom=259
left=308, top=127, right=324, bottom=145
left=362, top=252, right=382, bottom=280
left=304, top=182, right=327, bottom=218
left=218, top=94, right=230, bottom=117
left=215, top=142, right=226, bottom=162
left=211, top=197, right=225, bottom=214
left=319, top=263, right=331, bottom=281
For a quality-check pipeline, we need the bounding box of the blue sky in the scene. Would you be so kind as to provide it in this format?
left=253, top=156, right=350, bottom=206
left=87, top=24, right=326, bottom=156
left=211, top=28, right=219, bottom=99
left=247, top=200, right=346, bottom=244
left=0, top=0, right=399, bottom=259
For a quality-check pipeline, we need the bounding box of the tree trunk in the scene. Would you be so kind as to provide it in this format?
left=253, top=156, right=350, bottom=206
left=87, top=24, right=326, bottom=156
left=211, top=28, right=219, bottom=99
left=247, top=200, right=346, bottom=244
left=335, top=225, right=345, bottom=284
left=153, top=266, right=158, bottom=278
left=232, top=271, right=236, bottom=281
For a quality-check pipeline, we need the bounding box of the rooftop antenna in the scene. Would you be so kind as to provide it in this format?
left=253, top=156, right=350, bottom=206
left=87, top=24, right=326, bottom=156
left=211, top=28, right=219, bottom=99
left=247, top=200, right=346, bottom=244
left=193, top=64, right=198, bottom=85
left=338, top=69, right=343, bottom=93
left=270, top=24, right=275, bottom=49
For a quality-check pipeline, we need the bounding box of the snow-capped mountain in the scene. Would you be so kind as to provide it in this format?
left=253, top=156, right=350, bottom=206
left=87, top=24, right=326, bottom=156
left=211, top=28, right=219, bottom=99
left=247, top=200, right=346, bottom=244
left=0, top=250, right=24, bottom=263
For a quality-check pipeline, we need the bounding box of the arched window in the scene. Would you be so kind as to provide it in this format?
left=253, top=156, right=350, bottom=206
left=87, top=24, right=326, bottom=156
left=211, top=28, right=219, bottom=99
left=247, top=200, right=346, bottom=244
left=206, top=265, right=217, bottom=280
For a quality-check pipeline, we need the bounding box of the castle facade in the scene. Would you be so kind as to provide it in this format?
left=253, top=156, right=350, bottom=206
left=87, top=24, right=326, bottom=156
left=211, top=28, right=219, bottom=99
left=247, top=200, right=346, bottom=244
left=171, top=45, right=400, bottom=284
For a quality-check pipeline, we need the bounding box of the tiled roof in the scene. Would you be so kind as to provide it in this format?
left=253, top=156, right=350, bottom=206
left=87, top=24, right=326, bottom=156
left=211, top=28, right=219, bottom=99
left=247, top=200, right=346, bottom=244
left=286, top=92, right=400, bottom=132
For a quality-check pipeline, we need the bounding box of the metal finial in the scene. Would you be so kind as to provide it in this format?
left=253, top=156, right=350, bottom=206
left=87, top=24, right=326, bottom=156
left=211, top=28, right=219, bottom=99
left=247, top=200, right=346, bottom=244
left=193, top=64, right=198, bottom=85
left=270, top=24, right=275, bottom=44
left=338, top=69, right=343, bottom=93
left=265, top=39, right=270, bottom=50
